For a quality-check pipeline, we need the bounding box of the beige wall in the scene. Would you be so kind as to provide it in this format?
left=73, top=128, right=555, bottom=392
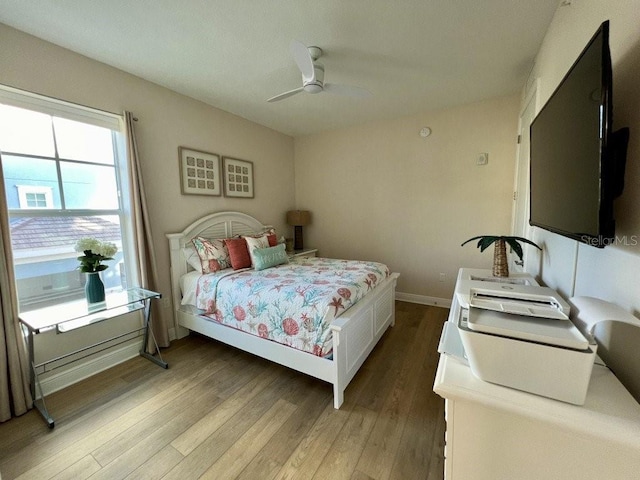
left=0, top=24, right=294, bottom=358
left=520, top=1, right=640, bottom=401
left=294, top=95, right=520, bottom=300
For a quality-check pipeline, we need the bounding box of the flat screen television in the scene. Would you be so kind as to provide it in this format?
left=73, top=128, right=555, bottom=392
left=529, top=20, right=628, bottom=248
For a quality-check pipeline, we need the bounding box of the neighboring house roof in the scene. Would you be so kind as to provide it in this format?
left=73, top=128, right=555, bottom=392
left=9, top=216, right=121, bottom=251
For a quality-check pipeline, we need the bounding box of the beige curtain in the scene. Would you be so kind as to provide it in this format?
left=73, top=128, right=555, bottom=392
left=0, top=155, right=32, bottom=422
left=124, top=112, right=170, bottom=350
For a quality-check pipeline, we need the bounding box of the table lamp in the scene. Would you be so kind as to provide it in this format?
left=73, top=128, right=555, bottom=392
left=286, top=210, right=311, bottom=250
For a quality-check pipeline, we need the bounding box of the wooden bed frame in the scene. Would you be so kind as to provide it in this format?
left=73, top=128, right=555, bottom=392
left=166, top=211, right=399, bottom=408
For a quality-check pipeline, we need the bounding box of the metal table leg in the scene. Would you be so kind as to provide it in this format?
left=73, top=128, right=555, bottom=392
left=23, top=324, right=55, bottom=428
left=32, top=362, right=54, bottom=429
left=139, top=297, right=168, bottom=369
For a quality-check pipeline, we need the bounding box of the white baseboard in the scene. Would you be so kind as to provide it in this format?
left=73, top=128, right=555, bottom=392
left=395, top=291, right=451, bottom=309
left=38, top=342, right=140, bottom=397
left=176, top=325, right=190, bottom=339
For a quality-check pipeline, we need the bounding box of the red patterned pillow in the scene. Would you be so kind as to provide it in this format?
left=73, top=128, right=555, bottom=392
left=260, top=228, right=278, bottom=246
left=225, top=237, right=251, bottom=270
left=191, top=237, right=231, bottom=274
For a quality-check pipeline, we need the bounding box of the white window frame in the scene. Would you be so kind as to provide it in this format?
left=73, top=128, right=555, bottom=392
left=16, top=185, right=53, bottom=209
left=0, top=84, right=138, bottom=309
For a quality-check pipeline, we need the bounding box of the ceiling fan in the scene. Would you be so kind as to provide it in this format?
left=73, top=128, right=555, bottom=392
left=267, top=40, right=372, bottom=103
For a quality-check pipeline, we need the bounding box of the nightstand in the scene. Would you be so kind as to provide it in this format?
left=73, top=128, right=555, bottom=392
left=288, top=248, right=318, bottom=259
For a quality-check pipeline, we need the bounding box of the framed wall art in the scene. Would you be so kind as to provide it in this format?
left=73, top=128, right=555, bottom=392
left=223, top=156, right=254, bottom=198
left=179, top=147, right=221, bottom=196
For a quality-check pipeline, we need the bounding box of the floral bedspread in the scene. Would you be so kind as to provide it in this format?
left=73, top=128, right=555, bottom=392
left=195, top=257, right=390, bottom=356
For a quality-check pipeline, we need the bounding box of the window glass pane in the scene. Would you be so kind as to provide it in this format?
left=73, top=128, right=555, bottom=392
left=60, top=161, right=119, bottom=209
left=26, top=193, right=47, bottom=208
left=53, top=117, right=114, bottom=165
left=1, top=155, right=62, bottom=209
left=0, top=104, right=55, bottom=157
left=10, top=214, right=125, bottom=311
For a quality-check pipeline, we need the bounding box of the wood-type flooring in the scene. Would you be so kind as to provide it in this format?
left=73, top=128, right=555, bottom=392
left=0, top=301, right=447, bottom=480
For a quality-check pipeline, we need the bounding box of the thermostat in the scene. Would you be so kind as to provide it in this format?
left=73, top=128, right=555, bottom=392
left=477, top=153, right=489, bottom=165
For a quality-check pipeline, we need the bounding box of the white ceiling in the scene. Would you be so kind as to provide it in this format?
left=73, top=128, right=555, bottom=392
left=0, top=0, right=560, bottom=137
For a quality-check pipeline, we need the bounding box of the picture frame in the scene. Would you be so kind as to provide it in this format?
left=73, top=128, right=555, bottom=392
left=223, top=157, right=254, bottom=198
left=178, top=147, right=222, bottom=196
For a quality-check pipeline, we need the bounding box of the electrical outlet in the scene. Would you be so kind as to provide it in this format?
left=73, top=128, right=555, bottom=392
left=439, top=273, right=446, bottom=282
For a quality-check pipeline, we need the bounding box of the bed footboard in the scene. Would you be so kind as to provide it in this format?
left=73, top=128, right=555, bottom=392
left=175, top=272, right=399, bottom=409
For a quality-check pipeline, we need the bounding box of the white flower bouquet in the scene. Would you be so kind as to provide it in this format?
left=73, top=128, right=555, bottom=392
left=74, top=238, right=118, bottom=273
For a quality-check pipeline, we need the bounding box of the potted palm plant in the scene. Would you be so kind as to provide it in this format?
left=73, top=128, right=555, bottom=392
left=461, top=235, right=541, bottom=277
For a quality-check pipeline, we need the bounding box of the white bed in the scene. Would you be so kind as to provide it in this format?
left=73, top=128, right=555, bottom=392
left=166, top=211, right=399, bottom=408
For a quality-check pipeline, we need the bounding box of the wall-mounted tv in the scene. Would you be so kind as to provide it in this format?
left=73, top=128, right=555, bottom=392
left=529, top=20, right=628, bottom=248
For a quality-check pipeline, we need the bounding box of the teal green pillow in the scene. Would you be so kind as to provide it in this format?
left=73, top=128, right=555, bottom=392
left=253, top=243, right=289, bottom=271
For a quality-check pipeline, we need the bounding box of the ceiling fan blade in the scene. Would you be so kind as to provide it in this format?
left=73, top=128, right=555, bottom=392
left=267, top=86, right=304, bottom=103
left=290, top=40, right=315, bottom=83
left=324, top=83, right=372, bottom=98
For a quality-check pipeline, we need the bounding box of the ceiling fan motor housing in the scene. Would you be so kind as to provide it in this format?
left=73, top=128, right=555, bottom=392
left=307, top=46, right=323, bottom=61
left=303, top=63, right=324, bottom=93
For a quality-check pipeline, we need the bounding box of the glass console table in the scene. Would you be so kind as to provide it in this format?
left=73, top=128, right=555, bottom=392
left=18, top=287, right=167, bottom=428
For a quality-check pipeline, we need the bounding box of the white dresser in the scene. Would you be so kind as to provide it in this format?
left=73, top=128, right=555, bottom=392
left=433, top=268, right=640, bottom=480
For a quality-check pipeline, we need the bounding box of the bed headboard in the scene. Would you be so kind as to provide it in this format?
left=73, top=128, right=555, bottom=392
left=166, top=211, right=270, bottom=331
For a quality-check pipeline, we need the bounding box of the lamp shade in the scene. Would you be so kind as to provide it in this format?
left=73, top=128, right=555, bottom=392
left=286, top=210, right=311, bottom=226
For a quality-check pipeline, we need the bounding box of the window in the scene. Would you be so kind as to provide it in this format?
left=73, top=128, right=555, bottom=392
left=17, top=186, right=53, bottom=209
left=27, top=192, right=47, bottom=208
left=0, top=86, right=137, bottom=312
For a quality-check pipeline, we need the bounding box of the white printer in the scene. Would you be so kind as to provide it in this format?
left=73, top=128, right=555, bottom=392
left=441, top=268, right=597, bottom=405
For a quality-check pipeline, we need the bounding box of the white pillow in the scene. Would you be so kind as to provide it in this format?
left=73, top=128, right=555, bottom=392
left=182, top=246, right=203, bottom=271
left=243, top=235, right=270, bottom=267
left=180, top=270, right=201, bottom=306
